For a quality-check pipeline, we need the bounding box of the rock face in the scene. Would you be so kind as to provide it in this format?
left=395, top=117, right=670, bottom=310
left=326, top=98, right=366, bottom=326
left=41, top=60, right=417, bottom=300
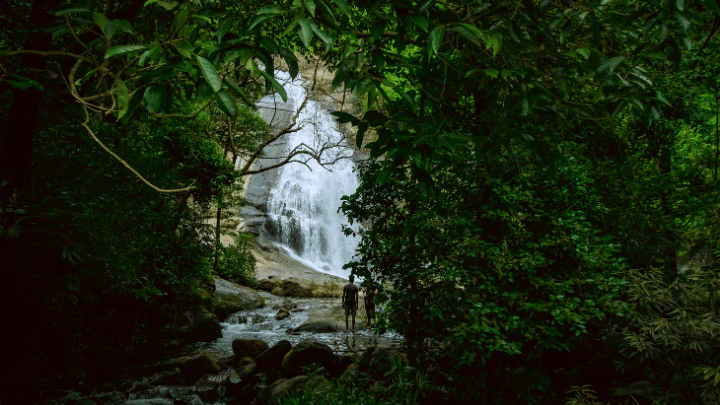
left=257, top=276, right=281, bottom=292
left=232, top=339, right=270, bottom=359
left=214, top=278, right=264, bottom=310
left=281, top=339, right=335, bottom=375
left=176, top=351, right=227, bottom=381
left=282, top=277, right=312, bottom=297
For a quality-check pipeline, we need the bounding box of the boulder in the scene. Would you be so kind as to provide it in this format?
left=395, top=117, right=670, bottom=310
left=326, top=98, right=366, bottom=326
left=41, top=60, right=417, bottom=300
left=358, top=346, right=375, bottom=372
left=215, top=295, right=247, bottom=320
left=271, top=287, right=285, bottom=297
left=214, top=278, right=264, bottom=310
left=304, top=374, right=331, bottom=393
left=225, top=358, right=259, bottom=398
left=252, top=315, right=266, bottom=324
left=333, top=354, right=355, bottom=377
left=237, top=356, right=257, bottom=378
left=183, top=305, right=222, bottom=343
left=256, top=375, right=309, bottom=405
left=339, top=363, right=359, bottom=384
left=176, top=351, right=227, bottom=381
left=257, top=276, right=281, bottom=292
left=232, top=338, right=269, bottom=359
left=281, top=339, right=335, bottom=375
left=256, top=340, right=292, bottom=370
left=291, top=321, right=338, bottom=333
left=282, top=277, right=312, bottom=297
left=152, top=367, right=185, bottom=385
left=275, top=303, right=290, bottom=320
left=220, top=218, right=241, bottom=229
left=368, top=347, right=399, bottom=379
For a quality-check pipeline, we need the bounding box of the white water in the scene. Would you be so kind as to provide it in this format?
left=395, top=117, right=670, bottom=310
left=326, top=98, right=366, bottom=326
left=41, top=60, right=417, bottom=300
left=265, top=71, right=360, bottom=279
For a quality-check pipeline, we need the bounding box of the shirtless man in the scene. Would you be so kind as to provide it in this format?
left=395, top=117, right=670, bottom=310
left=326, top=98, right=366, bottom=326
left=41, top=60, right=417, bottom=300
left=342, top=274, right=360, bottom=331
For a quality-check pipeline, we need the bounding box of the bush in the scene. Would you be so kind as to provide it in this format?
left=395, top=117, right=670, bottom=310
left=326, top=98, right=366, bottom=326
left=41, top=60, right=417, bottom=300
left=216, top=232, right=257, bottom=286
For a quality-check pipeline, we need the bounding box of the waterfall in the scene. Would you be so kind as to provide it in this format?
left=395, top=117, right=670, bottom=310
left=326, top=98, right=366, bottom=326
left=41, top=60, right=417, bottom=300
left=263, top=71, right=359, bottom=279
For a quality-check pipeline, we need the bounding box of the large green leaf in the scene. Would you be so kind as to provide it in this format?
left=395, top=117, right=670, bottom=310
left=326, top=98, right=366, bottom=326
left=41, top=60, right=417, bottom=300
left=105, top=45, right=147, bottom=59
left=114, top=79, right=129, bottom=120
left=113, top=19, right=133, bottom=34
left=597, top=56, right=625, bottom=73
left=298, top=18, right=313, bottom=48
left=304, top=0, right=316, bottom=16
left=48, top=4, right=89, bottom=16
left=702, top=0, right=720, bottom=16
left=428, top=26, right=443, bottom=57
left=310, top=21, right=334, bottom=49
left=279, top=48, right=299, bottom=78
left=257, top=5, right=285, bottom=14
left=120, top=89, right=145, bottom=121
left=223, top=78, right=253, bottom=106
left=215, top=89, right=238, bottom=119
left=197, top=80, right=213, bottom=103
left=196, top=55, right=222, bottom=93
left=257, top=70, right=288, bottom=102
left=248, top=14, right=273, bottom=31
left=143, top=84, right=167, bottom=113
left=357, top=121, right=369, bottom=149
left=173, top=41, right=195, bottom=58
left=334, top=0, right=351, bottom=17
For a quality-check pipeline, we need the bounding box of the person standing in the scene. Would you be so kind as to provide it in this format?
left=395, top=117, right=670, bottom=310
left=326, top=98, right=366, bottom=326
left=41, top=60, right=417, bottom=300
left=342, top=274, right=360, bottom=331
left=364, top=284, right=377, bottom=327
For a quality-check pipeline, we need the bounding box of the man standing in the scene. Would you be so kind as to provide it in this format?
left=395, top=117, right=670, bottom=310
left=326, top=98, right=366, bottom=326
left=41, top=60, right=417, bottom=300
left=342, top=274, right=360, bottom=331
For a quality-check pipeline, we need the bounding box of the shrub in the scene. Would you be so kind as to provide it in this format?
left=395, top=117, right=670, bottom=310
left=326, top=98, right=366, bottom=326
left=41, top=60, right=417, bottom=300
left=216, top=232, right=257, bottom=286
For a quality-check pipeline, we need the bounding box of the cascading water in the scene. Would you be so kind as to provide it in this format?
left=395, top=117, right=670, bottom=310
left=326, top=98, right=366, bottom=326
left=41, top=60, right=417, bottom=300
left=264, top=71, right=360, bottom=279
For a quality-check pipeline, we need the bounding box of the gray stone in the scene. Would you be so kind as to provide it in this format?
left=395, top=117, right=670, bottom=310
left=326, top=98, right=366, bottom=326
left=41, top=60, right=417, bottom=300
left=177, top=350, right=227, bottom=381
left=281, top=339, right=335, bottom=375
left=339, top=363, right=359, bottom=384
left=214, top=278, right=264, bottom=310
left=256, top=375, right=309, bottom=405
left=232, top=338, right=269, bottom=359
left=304, top=374, right=331, bottom=393
left=292, top=321, right=338, bottom=333
left=256, top=340, right=292, bottom=369
left=182, top=304, right=222, bottom=343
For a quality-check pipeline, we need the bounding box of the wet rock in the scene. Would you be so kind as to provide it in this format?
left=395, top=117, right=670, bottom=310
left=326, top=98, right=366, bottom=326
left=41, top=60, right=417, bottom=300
left=195, top=374, right=225, bottom=404
left=177, top=350, right=227, bottom=381
left=237, top=356, right=257, bottom=378
left=232, top=338, right=270, bottom=359
left=368, top=347, right=399, bottom=380
left=333, top=354, right=355, bottom=377
left=258, top=276, right=281, bottom=292
left=358, top=346, right=375, bottom=371
left=257, top=375, right=309, bottom=405
left=304, top=374, right=331, bottom=393
left=271, top=287, right=285, bottom=296
left=256, top=340, right=292, bottom=370
left=291, top=321, right=338, bottom=333
left=124, top=400, right=173, bottom=405
left=214, top=278, right=264, bottom=310
left=83, top=391, right=126, bottom=404
left=152, top=367, right=185, bottom=385
left=312, top=366, right=331, bottom=378
left=226, top=359, right=257, bottom=397
left=168, top=386, right=201, bottom=404
left=227, top=369, right=282, bottom=404
left=128, top=387, right=169, bottom=400
left=182, top=305, right=222, bottom=343
left=66, top=400, right=97, bottom=405
left=225, top=314, right=247, bottom=324
left=215, top=296, right=247, bottom=320
left=339, top=363, right=359, bottom=384
left=282, top=277, right=312, bottom=297
left=275, top=307, right=290, bottom=320
left=281, top=339, right=335, bottom=375
left=252, top=315, right=266, bottom=324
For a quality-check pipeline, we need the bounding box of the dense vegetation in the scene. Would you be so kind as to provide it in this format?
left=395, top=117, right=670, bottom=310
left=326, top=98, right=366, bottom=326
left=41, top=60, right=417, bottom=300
left=2, top=0, right=720, bottom=404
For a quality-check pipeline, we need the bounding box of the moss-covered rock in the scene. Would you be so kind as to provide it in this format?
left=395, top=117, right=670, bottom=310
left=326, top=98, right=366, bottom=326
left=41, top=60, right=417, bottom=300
left=232, top=338, right=269, bottom=359
left=176, top=351, right=227, bottom=381
left=215, top=295, right=247, bottom=320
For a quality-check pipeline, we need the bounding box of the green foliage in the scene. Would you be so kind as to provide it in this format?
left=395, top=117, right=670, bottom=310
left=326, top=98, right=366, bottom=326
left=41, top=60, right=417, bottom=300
left=609, top=267, right=720, bottom=404
left=215, top=232, right=257, bottom=286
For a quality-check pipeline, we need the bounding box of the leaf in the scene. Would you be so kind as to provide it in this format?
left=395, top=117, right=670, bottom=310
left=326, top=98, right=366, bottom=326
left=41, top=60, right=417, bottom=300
left=597, top=56, right=625, bottom=73
left=370, top=20, right=388, bottom=40
left=364, top=110, right=389, bottom=126
left=377, top=167, right=393, bottom=185
left=113, top=19, right=133, bottom=34
left=148, top=40, right=162, bottom=63
left=357, top=121, right=369, bottom=149
left=452, top=22, right=482, bottom=46
left=428, top=26, right=443, bottom=57
left=310, top=21, right=334, bottom=49
left=331, top=111, right=358, bottom=124
left=256, top=70, right=288, bottom=102
left=105, top=45, right=147, bottom=59
left=194, top=7, right=225, bottom=19
left=484, top=68, right=498, bottom=78
left=702, top=0, right=720, bottom=17
left=248, top=14, right=273, bottom=31
left=305, top=0, right=316, bottom=16
left=196, top=55, right=222, bottom=93
left=413, top=16, right=428, bottom=32
left=173, top=40, right=194, bottom=58
left=120, top=89, right=145, bottom=121
left=114, top=79, right=129, bottom=120
left=175, top=8, right=189, bottom=29
left=223, top=78, right=253, bottom=106
left=6, top=74, right=44, bottom=91
left=257, top=5, right=285, bottom=14
left=198, top=80, right=213, bottom=103
left=279, top=48, right=299, bottom=78
left=298, top=18, right=313, bottom=48
left=93, top=12, right=108, bottom=32
left=157, top=1, right=178, bottom=10
left=143, top=0, right=160, bottom=6
left=577, top=46, right=591, bottom=59
left=217, top=17, right=233, bottom=42
left=677, top=0, right=684, bottom=11
left=224, top=48, right=252, bottom=65
left=48, top=4, right=89, bottom=16
left=143, top=84, right=167, bottom=113
left=334, top=0, right=352, bottom=17
left=215, top=89, right=238, bottom=119
left=659, top=24, right=669, bottom=43
left=259, top=36, right=279, bottom=54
